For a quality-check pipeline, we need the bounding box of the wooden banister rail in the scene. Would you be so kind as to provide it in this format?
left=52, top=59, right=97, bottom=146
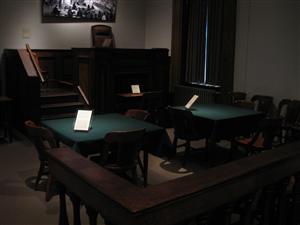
left=25, top=44, right=45, bottom=83
left=46, top=142, right=300, bottom=225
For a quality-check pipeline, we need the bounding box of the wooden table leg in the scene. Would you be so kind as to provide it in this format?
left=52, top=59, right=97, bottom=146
left=143, top=151, right=148, bottom=187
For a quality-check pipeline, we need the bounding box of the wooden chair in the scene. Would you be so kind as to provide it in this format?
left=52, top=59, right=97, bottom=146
left=251, top=95, right=275, bottom=117
left=140, top=91, right=166, bottom=125
left=99, top=129, right=146, bottom=185
left=282, top=100, right=300, bottom=142
left=124, top=109, right=150, bottom=121
left=232, top=92, right=247, bottom=103
left=277, top=99, right=292, bottom=118
left=25, top=121, right=84, bottom=224
left=168, top=107, right=208, bottom=166
left=24, top=120, right=58, bottom=192
left=233, top=117, right=282, bottom=155
left=276, top=99, right=292, bottom=143
left=234, top=100, right=255, bottom=109
left=91, top=25, right=115, bottom=48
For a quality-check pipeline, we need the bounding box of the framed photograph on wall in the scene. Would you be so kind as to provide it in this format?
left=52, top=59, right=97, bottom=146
left=42, top=0, right=117, bottom=23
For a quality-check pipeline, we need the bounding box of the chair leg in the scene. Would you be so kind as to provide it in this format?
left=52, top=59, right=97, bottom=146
left=169, top=136, right=178, bottom=159
left=182, top=140, right=191, bottom=167
left=131, top=167, right=138, bottom=185
left=3, top=126, right=7, bottom=138
left=46, top=174, right=54, bottom=201
left=35, top=162, right=45, bottom=190
left=8, top=127, right=12, bottom=143
left=137, top=153, right=148, bottom=187
left=4, top=123, right=12, bottom=143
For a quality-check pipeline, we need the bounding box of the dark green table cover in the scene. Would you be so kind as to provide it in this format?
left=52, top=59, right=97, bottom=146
left=176, top=104, right=260, bottom=121
left=42, top=113, right=167, bottom=186
left=41, top=113, right=165, bottom=155
left=190, top=104, right=261, bottom=121
left=175, top=104, right=264, bottom=139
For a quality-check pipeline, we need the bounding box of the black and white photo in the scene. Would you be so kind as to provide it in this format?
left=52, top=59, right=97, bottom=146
left=42, top=0, right=117, bottom=22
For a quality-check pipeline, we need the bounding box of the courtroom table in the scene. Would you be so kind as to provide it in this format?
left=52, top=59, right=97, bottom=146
left=174, top=104, right=265, bottom=162
left=41, top=113, right=167, bottom=186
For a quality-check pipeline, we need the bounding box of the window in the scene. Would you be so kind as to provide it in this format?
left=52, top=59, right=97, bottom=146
left=177, top=0, right=236, bottom=91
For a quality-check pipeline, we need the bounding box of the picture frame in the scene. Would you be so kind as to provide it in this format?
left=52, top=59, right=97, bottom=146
left=74, top=109, right=93, bottom=132
left=41, top=0, right=117, bottom=23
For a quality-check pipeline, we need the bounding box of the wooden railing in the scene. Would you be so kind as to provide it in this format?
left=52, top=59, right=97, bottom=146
left=46, top=141, right=300, bottom=225
left=25, top=44, right=46, bottom=83
left=3, top=49, right=74, bottom=130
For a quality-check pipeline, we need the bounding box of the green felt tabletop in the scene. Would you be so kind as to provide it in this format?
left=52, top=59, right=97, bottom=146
left=177, top=104, right=261, bottom=121
left=41, top=113, right=162, bottom=144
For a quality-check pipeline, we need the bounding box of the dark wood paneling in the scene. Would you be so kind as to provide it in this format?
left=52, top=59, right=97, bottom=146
left=34, top=50, right=73, bottom=82
left=3, top=49, right=40, bottom=130
left=72, top=49, right=95, bottom=104
left=72, top=48, right=170, bottom=113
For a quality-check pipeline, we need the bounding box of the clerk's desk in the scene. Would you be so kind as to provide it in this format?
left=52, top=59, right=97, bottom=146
left=41, top=113, right=167, bottom=186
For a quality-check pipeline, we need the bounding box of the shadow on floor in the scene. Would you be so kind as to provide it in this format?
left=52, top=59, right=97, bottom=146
left=159, top=143, right=247, bottom=174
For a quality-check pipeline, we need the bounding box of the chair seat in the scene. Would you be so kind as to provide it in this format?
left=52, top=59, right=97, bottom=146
left=233, top=117, right=282, bottom=155
left=236, top=133, right=265, bottom=149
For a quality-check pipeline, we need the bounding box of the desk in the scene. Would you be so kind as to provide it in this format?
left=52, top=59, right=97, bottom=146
left=175, top=104, right=264, bottom=161
left=41, top=113, right=166, bottom=185
left=115, top=93, right=143, bottom=111
left=115, top=91, right=163, bottom=112
left=116, top=93, right=144, bottom=98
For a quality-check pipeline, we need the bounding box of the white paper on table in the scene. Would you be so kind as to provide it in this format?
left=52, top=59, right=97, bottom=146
left=185, top=95, right=199, bottom=109
left=74, top=110, right=93, bottom=131
left=131, top=85, right=141, bottom=94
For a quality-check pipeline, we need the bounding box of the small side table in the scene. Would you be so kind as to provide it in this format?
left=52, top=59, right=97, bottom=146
left=115, top=93, right=144, bottom=112
left=0, top=96, right=13, bottom=143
